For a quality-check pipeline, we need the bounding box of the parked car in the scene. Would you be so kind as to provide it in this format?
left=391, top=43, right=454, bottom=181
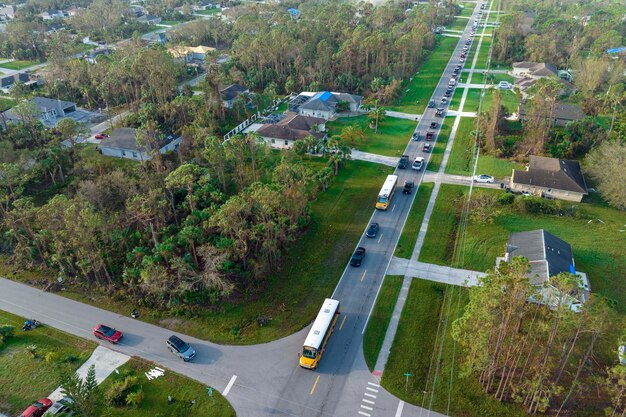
left=435, top=108, right=445, bottom=117
left=20, top=398, right=52, bottom=417
left=426, top=131, right=435, bottom=141
left=94, top=133, right=108, bottom=139
left=411, top=132, right=420, bottom=141
left=497, top=81, right=512, bottom=90
left=444, top=91, right=452, bottom=98
left=166, top=335, right=196, bottom=361
left=430, top=121, right=438, bottom=129
left=93, top=324, right=122, bottom=344
left=423, top=143, right=432, bottom=152
left=366, top=222, right=379, bottom=238
left=473, top=174, right=495, bottom=183
left=398, top=154, right=409, bottom=169
left=412, top=156, right=425, bottom=171
left=350, top=247, right=366, bottom=267
left=441, top=97, right=448, bottom=104
left=47, top=397, right=74, bottom=416
left=428, top=100, right=436, bottom=108
left=402, top=181, right=414, bottom=194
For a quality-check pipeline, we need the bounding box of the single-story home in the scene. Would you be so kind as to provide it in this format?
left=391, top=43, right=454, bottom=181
left=512, top=62, right=558, bottom=79
left=220, top=84, right=249, bottom=109
left=137, top=14, right=161, bottom=24
left=289, top=91, right=362, bottom=120
left=518, top=102, right=584, bottom=127
left=168, top=45, right=215, bottom=63
left=256, top=113, right=326, bottom=149
left=500, top=229, right=589, bottom=311
left=84, top=47, right=112, bottom=64
left=99, top=128, right=180, bottom=160
left=509, top=155, right=588, bottom=202
left=2, top=97, right=77, bottom=126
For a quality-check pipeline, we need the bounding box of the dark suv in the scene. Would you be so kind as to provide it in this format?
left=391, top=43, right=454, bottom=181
left=403, top=181, right=414, bottom=194
left=398, top=154, right=409, bottom=169
left=166, top=335, right=196, bottom=361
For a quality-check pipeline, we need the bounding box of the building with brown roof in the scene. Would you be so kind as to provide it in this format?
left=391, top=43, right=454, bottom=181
left=509, top=156, right=588, bottom=202
left=256, top=113, right=326, bottom=149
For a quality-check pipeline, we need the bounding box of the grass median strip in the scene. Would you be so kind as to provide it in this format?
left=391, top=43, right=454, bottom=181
left=381, top=278, right=526, bottom=417
left=395, top=182, right=435, bottom=259
left=363, top=275, right=404, bottom=371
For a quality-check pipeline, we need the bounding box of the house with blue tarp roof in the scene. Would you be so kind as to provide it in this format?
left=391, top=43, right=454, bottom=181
left=291, top=91, right=362, bottom=120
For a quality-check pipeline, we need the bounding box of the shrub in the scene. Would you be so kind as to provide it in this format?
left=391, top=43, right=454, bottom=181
left=125, top=389, right=144, bottom=407
left=26, top=344, right=38, bottom=358
left=498, top=192, right=515, bottom=205
left=45, top=351, right=59, bottom=363
left=106, top=376, right=139, bottom=406
left=0, top=324, right=15, bottom=342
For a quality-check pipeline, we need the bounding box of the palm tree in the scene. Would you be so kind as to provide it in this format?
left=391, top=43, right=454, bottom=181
left=368, top=105, right=386, bottom=133
left=339, top=125, right=365, bottom=147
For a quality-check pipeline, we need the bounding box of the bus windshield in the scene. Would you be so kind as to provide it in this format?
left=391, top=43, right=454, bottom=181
left=377, top=196, right=388, bottom=204
left=302, top=347, right=317, bottom=359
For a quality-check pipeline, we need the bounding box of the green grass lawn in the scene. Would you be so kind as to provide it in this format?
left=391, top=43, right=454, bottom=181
left=0, top=60, right=39, bottom=70
left=449, top=88, right=464, bottom=111
left=489, top=73, right=514, bottom=84
left=426, top=120, right=452, bottom=172
left=481, top=89, right=520, bottom=114
left=419, top=184, right=626, bottom=311
left=443, top=117, right=523, bottom=178
left=363, top=275, right=404, bottom=370
left=444, top=117, right=476, bottom=175
left=391, top=36, right=459, bottom=114
left=0, top=97, right=15, bottom=112
left=99, top=359, right=235, bottom=417
left=159, top=20, right=183, bottom=25
left=195, top=8, right=220, bottom=15
left=51, top=159, right=391, bottom=344
left=326, top=115, right=415, bottom=157
left=476, top=37, right=492, bottom=68
left=0, top=310, right=94, bottom=416
left=382, top=278, right=526, bottom=417
left=395, top=182, right=435, bottom=259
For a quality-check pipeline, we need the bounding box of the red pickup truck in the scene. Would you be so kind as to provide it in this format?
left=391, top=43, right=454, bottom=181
left=426, top=131, right=435, bottom=141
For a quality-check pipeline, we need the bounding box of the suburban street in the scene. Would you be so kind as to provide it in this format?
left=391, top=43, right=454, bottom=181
left=0, top=2, right=487, bottom=417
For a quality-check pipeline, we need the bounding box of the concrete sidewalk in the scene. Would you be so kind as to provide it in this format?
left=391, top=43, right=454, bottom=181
left=387, top=258, right=485, bottom=286
left=351, top=150, right=399, bottom=167
left=48, top=345, right=130, bottom=401
left=385, top=110, right=421, bottom=120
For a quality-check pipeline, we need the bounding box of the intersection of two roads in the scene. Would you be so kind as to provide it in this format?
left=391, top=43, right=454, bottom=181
left=0, top=2, right=487, bottom=416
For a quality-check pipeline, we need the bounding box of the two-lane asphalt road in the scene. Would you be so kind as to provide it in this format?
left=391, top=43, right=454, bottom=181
left=0, top=2, right=488, bottom=417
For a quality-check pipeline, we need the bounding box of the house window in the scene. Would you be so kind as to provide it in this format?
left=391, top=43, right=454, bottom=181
left=284, top=140, right=289, bottom=146
left=132, top=152, right=138, bottom=158
left=121, top=150, right=126, bottom=156
left=271, top=139, right=275, bottom=144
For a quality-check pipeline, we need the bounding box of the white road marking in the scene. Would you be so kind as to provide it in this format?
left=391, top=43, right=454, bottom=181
left=364, top=392, right=377, bottom=398
left=377, top=233, right=383, bottom=243
left=362, top=399, right=375, bottom=405
left=391, top=204, right=396, bottom=212
left=365, top=387, right=378, bottom=393
left=223, top=374, right=237, bottom=396
left=395, top=400, right=405, bottom=417
left=367, top=382, right=380, bottom=387
left=361, top=405, right=373, bottom=411
left=358, top=412, right=371, bottom=417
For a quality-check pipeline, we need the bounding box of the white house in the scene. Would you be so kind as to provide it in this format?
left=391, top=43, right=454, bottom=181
left=256, top=113, right=326, bottom=149
left=1, top=97, right=77, bottom=127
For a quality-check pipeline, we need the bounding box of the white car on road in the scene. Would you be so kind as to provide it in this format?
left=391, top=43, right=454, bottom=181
left=498, top=81, right=512, bottom=90
left=473, top=174, right=495, bottom=183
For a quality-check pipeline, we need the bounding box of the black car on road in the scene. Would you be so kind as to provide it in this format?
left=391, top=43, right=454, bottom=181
left=402, top=181, right=414, bottom=194
left=398, top=154, right=409, bottom=169
left=366, top=223, right=379, bottom=238
left=430, top=121, right=438, bottom=129
left=350, top=247, right=366, bottom=267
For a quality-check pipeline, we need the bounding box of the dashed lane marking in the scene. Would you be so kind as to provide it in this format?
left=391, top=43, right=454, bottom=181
left=339, top=315, right=347, bottom=331
left=361, top=270, right=367, bottom=282
left=358, top=412, right=371, bottom=417
left=367, top=382, right=380, bottom=387
left=366, top=387, right=379, bottom=393
left=309, top=375, right=320, bottom=396
left=395, top=400, right=405, bottom=417
left=364, top=392, right=377, bottom=398
left=362, top=399, right=375, bottom=405
left=361, top=405, right=373, bottom=411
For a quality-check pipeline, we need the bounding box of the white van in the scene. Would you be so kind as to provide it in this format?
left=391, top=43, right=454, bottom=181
left=412, top=156, right=425, bottom=171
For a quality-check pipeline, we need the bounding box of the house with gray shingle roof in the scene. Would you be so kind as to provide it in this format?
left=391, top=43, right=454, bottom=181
left=509, top=155, right=588, bottom=202
left=501, top=229, right=589, bottom=311
left=99, top=128, right=180, bottom=160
